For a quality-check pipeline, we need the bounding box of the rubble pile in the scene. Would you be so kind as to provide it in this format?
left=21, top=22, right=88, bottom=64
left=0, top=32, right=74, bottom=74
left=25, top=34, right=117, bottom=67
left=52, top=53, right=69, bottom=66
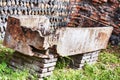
left=68, top=0, right=120, bottom=45
left=68, top=0, right=120, bottom=29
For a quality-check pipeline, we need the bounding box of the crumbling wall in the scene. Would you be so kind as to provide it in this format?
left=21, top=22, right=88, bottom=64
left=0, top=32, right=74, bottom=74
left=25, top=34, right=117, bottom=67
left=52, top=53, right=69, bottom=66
left=69, top=0, right=120, bottom=27
left=0, top=0, right=120, bottom=45
left=68, top=0, right=120, bottom=45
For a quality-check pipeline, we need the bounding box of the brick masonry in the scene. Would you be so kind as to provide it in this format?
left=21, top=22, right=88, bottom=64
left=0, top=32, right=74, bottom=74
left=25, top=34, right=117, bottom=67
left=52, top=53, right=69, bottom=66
left=8, top=52, right=58, bottom=79
left=0, top=0, right=114, bottom=78
left=8, top=50, right=100, bottom=78
left=70, top=50, right=100, bottom=69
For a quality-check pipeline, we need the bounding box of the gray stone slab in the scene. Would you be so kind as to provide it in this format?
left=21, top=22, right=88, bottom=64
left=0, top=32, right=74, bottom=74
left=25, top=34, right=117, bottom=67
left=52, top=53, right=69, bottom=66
left=24, top=63, right=48, bottom=73
left=38, top=71, right=53, bottom=78
left=33, top=61, right=56, bottom=68
left=42, top=58, right=58, bottom=63
left=40, top=62, right=56, bottom=68
left=82, top=55, right=91, bottom=60
left=48, top=66, right=55, bottom=72
left=9, top=61, right=24, bottom=69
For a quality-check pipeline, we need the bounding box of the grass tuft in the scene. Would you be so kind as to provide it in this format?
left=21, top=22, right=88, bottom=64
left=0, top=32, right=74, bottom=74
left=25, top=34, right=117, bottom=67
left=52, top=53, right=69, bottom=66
left=0, top=43, right=120, bottom=80
left=99, top=51, right=120, bottom=64
left=46, top=50, right=120, bottom=80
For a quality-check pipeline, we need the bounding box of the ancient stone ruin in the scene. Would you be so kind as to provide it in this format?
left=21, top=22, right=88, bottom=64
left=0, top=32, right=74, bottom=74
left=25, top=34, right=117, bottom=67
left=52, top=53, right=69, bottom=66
left=0, top=0, right=120, bottom=42
left=0, top=0, right=119, bottom=79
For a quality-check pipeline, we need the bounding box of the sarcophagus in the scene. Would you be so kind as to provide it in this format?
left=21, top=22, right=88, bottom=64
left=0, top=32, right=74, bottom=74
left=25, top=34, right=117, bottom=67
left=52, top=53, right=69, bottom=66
left=3, top=16, right=113, bottom=57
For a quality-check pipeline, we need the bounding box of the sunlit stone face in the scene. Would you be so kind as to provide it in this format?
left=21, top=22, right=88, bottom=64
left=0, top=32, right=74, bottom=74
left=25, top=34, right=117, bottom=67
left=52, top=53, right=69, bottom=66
left=38, top=16, right=51, bottom=36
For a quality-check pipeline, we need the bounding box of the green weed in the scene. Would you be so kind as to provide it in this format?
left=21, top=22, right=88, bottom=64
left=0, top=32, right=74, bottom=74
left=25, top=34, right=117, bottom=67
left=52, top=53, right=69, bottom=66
left=46, top=52, right=120, bottom=80
left=0, top=44, right=37, bottom=80
left=0, top=62, right=30, bottom=80
left=0, top=43, right=120, bottom=80
left=0, top=44, right=14, bottom=62
left=55, top=56, right=71, bottom=69
left=99, top=51, right=120, bottom=64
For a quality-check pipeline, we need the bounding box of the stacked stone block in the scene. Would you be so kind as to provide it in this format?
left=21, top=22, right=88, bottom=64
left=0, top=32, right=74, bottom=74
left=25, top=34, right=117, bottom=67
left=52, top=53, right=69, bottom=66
left=9, top=52, right=58, bottom=78
left=8, top=50, right=101, bottom=79
left=70, top=50, right=100, bottom=69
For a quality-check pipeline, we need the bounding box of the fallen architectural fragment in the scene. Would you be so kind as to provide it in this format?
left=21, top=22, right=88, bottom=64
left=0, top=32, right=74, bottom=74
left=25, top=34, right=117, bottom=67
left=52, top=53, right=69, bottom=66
left=1, top=0, right=118, bottom=79
left=3, top=16, right=113, bottom=78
